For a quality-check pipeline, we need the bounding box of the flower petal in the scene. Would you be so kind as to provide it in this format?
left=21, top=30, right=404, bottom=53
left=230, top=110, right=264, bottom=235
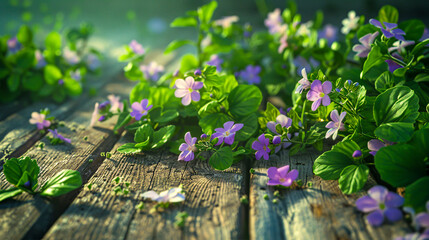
left=193, top=81, right=204, bottom=90
left=368, top=139, right=385, bottom=152
left=311, top=99, right=322, bottom=111
left=267, top=121, right=278, bottom=134
left=190, top=91, right=200, bottom=102
left=175, top=89, right=189, bottom=98
left=416, top=213, right=429, bottom=228
left=384, top=207, right=403, bottom=222
left=131, top=102, right=143, bottom=112
left=224, top=134, right=235, bottom=145
left=230, top=123, right=244, bottom=132
left=175, top=78, right=187, bottom=89
left=369, top=19, right=383, bottom=28
left=385, top=192, right=404, bottom=208
left=185, top=76, right=195, bottom=87
left=322, top=95, right=331, bottom=107
left=223, top=121, right=234, bottom=130
left=181, top=94, right=192, bottom=106
left=286, top=169, right=299, bottom=182
left=367, top=209, right=385, bottom=226
left=368, top=185, right=388, bottom=203
left=277, top=165, right=290, bottom=178
left=356, top=195, right=379, bottom=212
left=311, top=80, right=323, bottom=92
left=322, top=81, right=332, bottom=94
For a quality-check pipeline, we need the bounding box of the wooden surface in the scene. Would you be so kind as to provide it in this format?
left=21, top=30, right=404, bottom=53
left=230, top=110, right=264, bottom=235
left=0, top=56, right=414, bottom=239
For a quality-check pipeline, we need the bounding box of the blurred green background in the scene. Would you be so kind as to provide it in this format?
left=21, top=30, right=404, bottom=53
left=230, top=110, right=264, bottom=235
left=1, top=0, right=428, bottom=60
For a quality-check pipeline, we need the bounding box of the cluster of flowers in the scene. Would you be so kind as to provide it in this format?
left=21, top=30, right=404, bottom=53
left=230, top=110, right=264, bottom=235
left=29, top=111, right=70, bottom=144
left=90, top=94, right=124, bottom=126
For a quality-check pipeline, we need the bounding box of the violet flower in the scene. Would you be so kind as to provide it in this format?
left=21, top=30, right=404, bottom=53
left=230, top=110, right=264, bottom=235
left=178, top=132, right=197, bottom=162
left=369, top=19, right=405, bottom=41
left=252, top=134, right=271, bottom=160
left=352, top=32, right=379, bottom=58
left=352, top=150, right=362, bottom=158
left=267, top=165, right=299, bottom=187
left=388, top=40, right=415, bottom=54
left=267, top=114, right=293, bottom=152
left=140, top=61, right=164, bottom=81
left=416, top=201, right=429, bottom=230
left=368, top=139, right=394, bottom=156
left=356, top=185, right=404, bottom=226
left=7, top=37, right=21, bottom=54
left=129, top=40, right=145, bottom=55
left=307, top=80, right=332, bottom=111
left=206, top=55, right=223, bottom=72
left=174, top=76, right=204, bottom=106
left=70, top=69, right=81, bottom=81
left=130, top=99, right=153, bottom=121
left=58, top=79, right=64, bottom=85
left=238, top=65, right=261, bottom=84
left=108, top=94, right=124, bottom=113
left=48, top=129, right=71, bottom=144
left=63, top=48, right=80, bottom=65
left=35, top=50, right=46, bottom=69
left=386, top=59, right=403, bottom=73
left=86, top=53, right=101, bottom=71
left=295, top=68, right=311, bottom=94
left=318, top=24, right=338, bottom=46
left=29, top=112, right=51, bottom=130
left=214, top=15, right=239, bottom=28
left=325, top=110, right=346, bottom=140
left=265, top=8, right=286, bottom=35
left=141, top=187, right=185, bottom=203
left=341, top=11, right=360, bottom=34
left=395, top=230, right=429, bottom=240
left=211, top=121, right=244, bottom=145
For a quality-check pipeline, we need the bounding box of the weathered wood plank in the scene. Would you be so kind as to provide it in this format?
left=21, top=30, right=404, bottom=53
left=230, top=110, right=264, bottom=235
left=249, top=149, right=412, bottom=240
left=43, top=133, right=248, bottom=240
left=0, top=76, right=134, bottom=240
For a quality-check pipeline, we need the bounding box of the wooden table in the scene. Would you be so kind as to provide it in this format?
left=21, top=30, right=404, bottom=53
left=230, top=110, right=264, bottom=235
left=0, top=58, right=413, bottom=240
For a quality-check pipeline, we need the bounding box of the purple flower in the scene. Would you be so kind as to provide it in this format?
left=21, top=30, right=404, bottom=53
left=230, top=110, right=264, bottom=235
left=48, top=129, right=71, bottom=144
left=386, top=59, right=403, bottom=73
left=369, top=19, right=405, bottom=41
left=307, top=80, right=332, bottom=111
left=356, top=185, right=404, bottom=226
left=130, top=99, right=153, bottom=121
left=214, top=15, right=239, bottom=28
left=86, top=53, right=101, bottom=71
left=178, top=132, right=197, bottom=162
left=35, top=50, right=46, bottom=69
left=200, top=134, right=208, bottom=139
left=353, top=32, right=379, bottom=58
left=278, top=34, right=288, bottom=53
left=388, top=40, right=415, bottom=54
left=90, top=102, right=99, bottom=127
left=416, top=201, right=429, bottom=230
left=140, top=61, right=164, bottom=81
left=129, top=40, right=145, bottom=55
left=7, top=37, right=21, bottom=54
left=98, top=115, right=106, bottom=122
left=325, top=110, right=346, bottom=140
left=267, top=114, right=292, bottom=135
left=108, top=94, right=124, bottom=112
left=296, top=68, right=311, bottom=94
left=238, top=65, right=261, bottom=84
left=141, top=187, right=185, bottom=203
left=367, top=139, right=395, bottom=156
left=252, top=134, right=271, bottom=160
left=352, top=150, right=362, bottom=158
left=63, top=48, right=80, bottom=65
left=29, top=112, right=51, bottom=130
left=279, top=108, right=287, bottom=115
left=24, top=180, right=31, bottom=189
left=70, top=69, right=81, bottom=81
left=212, top=121, right=244, bottom=145
left=341, top=11, right=359, bottom=34
left=206, top=55, right=223, bottom=72
left=264, top=8, right=286, bottom=35
left=194, top=69, right=201, bottom=75
left=58, top=79, right=64, bottom=85
left=395, top=230, right=429, bottom=240
left=174, top=76, right=203, bottom=106
left=319, top=24, right=338, bottom=46
left=267, top=165, right=299, bottom=187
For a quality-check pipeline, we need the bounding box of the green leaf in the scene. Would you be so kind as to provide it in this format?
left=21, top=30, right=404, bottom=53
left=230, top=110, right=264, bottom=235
left=0, top=188, right=23, bottom=202
left=17, top=25, right=33, bottom=45
left=209, top=146, right=233, bottom=170
left=374, top=122, right=414, bottom=143
left=313, top=151, right=354, bottom=180
left=180, top=54, right=198, bottom=72
left=404, top=177, right=429, bottom=213
left=235, top=113, right=258, bottom=142
left=134, top=124, right=154, bottom=143
left=113, top=112, right=131, bottom=131
left=375, top=144, right=426, bottom=187
left=150, top=107, right=179, bottom=123
left=170, top=16, right=197, bottom=27
left=44, top=64, right=62, bottom=85
left=7, top=74, right=20, bottom=92
left=219, top=75, right=238, bottom=94
left=151, top=125, right=176, bottom=149
left=373, top=86, right=419, bottom=125
left=338, top=164, right=369, bottom=194
left=164, top=40, right=194, bottom=54
left=409, top=128, right=429, bottom=156
left=198, top=101, right=221, bottom=118
left=124, top=62, right=143, bottom=81
left=411, top=39, right=429, bottom=56
left=228, top=85, right=262, bottom=118
left=330, top=140, right=360, bottom=157
left=378, top=5, right=399, bottom=24
left=40, top=170, right=82, bottom=197
left=130, top=82, right=150, bottom=103
left=3, top=157, right=40, bottom=187
left=22, top=74, right=43, bottom=91
left=64, top=77, right=82, bottom=96
left=197, top=1, right=218, bottom=25
left=399, top=19, right=425, bottom=42
left=117, top=143, right=141, bottom=154
left=199, top=113, right=232, bottom=135
left=45, top=31, right=62, bottom=51
left=361, top=45, right=384, bottom=77
left=375, top=71, right=395, bottom=93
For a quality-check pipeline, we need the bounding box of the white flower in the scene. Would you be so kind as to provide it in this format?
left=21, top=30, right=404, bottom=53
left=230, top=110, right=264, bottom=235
left=141, top=187, right=185, bottom=203
left=214, top=16, right=239, bottom=28
left=341, top=11, right=359, bottom=34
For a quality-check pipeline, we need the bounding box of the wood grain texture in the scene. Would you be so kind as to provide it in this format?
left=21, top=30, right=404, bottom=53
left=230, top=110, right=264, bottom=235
left=43, top=133, right=247, bottom=240
left=0, top=75, right=134, bottom=240
left=249, top=149, right=412, bottom=240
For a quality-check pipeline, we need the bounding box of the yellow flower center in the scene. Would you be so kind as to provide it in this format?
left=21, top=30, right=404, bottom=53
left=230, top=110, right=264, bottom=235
left=279, top=178, right=286, bottom=182
left=225, top=131, right=230, bottom=136
left=319, top=92, right=325, bottom=98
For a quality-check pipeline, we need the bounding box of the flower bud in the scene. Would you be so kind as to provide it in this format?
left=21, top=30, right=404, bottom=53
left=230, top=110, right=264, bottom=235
left=200, top=134, right=208, bottom=139
left=352, top=150, right=362, bottom=158
left=194, top=69, right=202, bottom=75
left=98, top=115, right=106, bottom=122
